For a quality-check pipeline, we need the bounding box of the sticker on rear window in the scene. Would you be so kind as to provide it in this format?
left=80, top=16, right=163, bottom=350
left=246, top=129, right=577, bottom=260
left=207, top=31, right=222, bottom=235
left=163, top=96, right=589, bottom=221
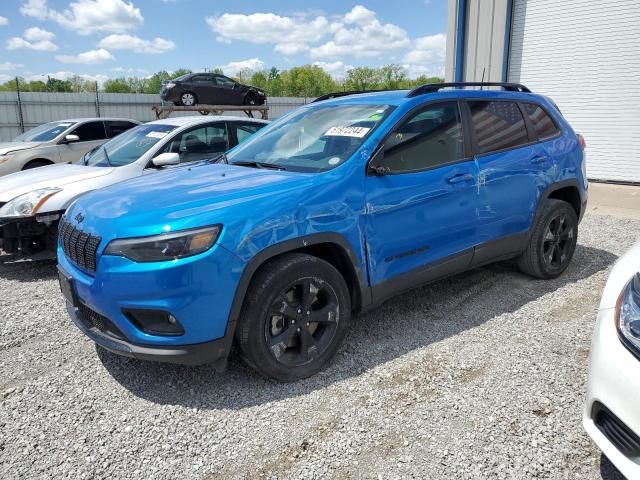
left=325, top=126, right=370, bottom=138
left=146, top=131, right=168, bottom=139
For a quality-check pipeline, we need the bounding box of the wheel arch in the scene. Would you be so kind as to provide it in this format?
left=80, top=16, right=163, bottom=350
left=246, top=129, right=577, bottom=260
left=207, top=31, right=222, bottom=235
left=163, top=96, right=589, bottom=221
left=22, top=158, right=54, bottom=170
left=227, top=233, right=371, bottom=329
left=527, top=179, right=584, bottom=245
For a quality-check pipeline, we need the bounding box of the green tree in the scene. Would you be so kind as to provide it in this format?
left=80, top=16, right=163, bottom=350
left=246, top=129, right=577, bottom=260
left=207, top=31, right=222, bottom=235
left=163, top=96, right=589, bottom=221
left=344, top=67, right=380, bottom=91
left=280, top=65, right=337, bottom=97
left=46, top=77, right=73, bottom=92
left=103, top=78, right=132, bottom=93
left=68, top=75, right=97, bottom=93
left=378, top=64, right=407, bottom=90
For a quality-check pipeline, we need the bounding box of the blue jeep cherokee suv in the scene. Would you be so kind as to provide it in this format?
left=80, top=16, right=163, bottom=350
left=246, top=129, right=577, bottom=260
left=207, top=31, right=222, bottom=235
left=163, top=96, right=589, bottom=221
left=58, top=82, right=587, bottom=381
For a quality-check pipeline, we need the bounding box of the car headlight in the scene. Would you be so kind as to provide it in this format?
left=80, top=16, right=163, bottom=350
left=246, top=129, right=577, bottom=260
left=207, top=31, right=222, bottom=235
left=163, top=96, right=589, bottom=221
left=0, top=188, right=62, bottom=218
left=165, top=82, right=176, bottom=89
left=616, top=273, right=640, bottom=354
left=103, top=225, right=221, bottom=263
left=0, top=152, right=16, bottom=164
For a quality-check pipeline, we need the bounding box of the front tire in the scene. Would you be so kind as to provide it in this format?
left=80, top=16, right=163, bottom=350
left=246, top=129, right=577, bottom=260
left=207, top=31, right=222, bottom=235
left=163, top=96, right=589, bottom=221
left=243, top=93, right=257, bottom=105
left=179, top=91, right=197, bottom=106
left=517, top=199, right=578, bottom=279
left=235, top=253, right=351, bottom=381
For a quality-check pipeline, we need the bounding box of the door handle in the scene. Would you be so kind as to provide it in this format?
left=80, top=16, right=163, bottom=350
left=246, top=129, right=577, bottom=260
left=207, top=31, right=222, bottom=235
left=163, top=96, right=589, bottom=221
left=531, top=155, right=547, bottom=164
left=447, top=173, right=474, bottom=184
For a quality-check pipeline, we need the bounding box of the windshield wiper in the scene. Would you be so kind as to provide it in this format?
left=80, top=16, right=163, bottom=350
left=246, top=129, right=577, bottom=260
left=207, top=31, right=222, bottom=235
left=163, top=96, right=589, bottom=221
left=231, top=160, right=286, bottom=171
left=101, top=146, right=112, bottom=167
left=209, top=152, right=228, bottom=164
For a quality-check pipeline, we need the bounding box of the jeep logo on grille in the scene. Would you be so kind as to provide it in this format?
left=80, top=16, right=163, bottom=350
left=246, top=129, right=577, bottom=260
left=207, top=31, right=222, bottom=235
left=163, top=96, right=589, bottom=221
left=75, top=213, right=84, bottom=224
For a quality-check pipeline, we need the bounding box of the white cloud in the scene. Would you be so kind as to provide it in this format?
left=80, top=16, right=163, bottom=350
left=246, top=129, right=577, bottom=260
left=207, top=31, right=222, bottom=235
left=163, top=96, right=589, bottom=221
left=216, top=58, right=264, bottom=76
left=6, top=28, right=58, bottom=51
left=23, top=26, right=55, bottom=41
left=20, top=0, right=143, bottom=35
left=56, top=48, right=115, bottom=64
left=98, top=34, right=175, bottom=54
left=313, top=61, right=353, bottom=79
left=0, top=16, right=9, bottom=26
left=0, top=62, right=25, bottom=71
left=206, top=12, right=329, bottom=57
left=310, top=6, right=410, bottom=60
left=0, top=74, right=12, bottom=82
left=402, top=33, right=446, bottom=78
left=403, top=33, right=446, bottom=65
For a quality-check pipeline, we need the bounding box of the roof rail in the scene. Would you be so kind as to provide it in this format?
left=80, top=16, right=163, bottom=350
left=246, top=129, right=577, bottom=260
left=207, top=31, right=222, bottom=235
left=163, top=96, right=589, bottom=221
left=312, top=89, right=390, bottom=103
left=407, top=82, right=531, bottom=98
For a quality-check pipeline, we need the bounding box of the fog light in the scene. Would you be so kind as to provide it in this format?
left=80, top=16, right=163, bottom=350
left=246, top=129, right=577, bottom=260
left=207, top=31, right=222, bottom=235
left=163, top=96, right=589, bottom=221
left=123, top=309, right=185, bottom=336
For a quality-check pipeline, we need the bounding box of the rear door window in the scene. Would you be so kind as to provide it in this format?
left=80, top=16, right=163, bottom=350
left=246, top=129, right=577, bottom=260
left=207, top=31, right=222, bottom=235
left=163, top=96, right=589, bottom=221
left=105, top=121, right=137, bottom=138
left=71, top=121, right=107, bottom=142
left=468, top=101, right=529, bottom=154
left=522, top=103, right=560, bottom=140
left=233, top=122, right=265, bottom=144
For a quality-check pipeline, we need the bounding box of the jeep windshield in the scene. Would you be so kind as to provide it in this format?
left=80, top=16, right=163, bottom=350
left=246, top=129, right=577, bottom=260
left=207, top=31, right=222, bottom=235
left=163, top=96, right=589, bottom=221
left=226, top=104, right=393, bottom=173
left=84, top=124, right=177, bottom=167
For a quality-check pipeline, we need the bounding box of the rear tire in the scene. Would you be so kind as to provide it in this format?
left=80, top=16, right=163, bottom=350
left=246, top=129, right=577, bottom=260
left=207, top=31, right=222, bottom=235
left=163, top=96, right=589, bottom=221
left=235, top=253, right=351, bottom=381
left=23, top=160, right=50, bottom=170
left=517, top=199, right=578, bottom=279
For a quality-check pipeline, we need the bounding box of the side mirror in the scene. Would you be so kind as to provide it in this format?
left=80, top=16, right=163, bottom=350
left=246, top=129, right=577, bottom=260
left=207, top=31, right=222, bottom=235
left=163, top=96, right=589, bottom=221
left=367, top=148, right=389, bottom=176
left=64, top=134, right=80, bottom=144
left=152, top=152, right=180, bottom=167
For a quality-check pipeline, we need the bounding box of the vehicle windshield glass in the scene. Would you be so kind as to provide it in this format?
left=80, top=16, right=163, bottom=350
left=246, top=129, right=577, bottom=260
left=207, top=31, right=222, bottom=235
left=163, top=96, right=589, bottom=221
left=13, top=121, right=76, bottom=142
left=174, top=74, right=191, bottom=81
left=85, top=123, right=177, bottom=167
left=226, top=104, right=394, bottom=172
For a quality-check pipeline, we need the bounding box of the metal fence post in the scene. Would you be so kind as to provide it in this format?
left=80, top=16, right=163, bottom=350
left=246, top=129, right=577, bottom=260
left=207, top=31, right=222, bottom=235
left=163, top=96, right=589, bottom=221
left=15, top=76, right=25, bottom=133
left=94, top=81, right=101, bottom=117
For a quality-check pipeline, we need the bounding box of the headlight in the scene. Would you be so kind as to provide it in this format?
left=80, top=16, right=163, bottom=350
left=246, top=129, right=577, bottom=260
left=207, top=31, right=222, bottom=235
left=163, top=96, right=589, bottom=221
left=0, top=152, right=15, bottom=164
left=103, top=225, right=221, bottom=262
left=616, top=273, right=640, bottom=354
left=165, top=82, right=176, bottom=88
left=0, top=188, right=62, bottom=218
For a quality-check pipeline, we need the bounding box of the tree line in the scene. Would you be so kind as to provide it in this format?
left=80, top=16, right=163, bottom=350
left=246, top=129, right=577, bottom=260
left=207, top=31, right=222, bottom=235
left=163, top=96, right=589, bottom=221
left=0, top=64, right=443, bottom=97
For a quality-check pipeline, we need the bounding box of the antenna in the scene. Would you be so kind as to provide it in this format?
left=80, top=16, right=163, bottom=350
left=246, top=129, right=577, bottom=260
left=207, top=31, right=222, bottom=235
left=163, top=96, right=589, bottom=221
left=480, top=67, right=486, bottom=90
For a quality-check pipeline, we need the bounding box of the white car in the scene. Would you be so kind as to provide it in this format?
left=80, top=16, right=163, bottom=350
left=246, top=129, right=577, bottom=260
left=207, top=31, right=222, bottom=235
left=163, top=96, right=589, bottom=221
left=0, top=115, right=268, bottom=260
left=0, top=118, right=139, bottom=175
left=584, top=241, right=640, bottom=479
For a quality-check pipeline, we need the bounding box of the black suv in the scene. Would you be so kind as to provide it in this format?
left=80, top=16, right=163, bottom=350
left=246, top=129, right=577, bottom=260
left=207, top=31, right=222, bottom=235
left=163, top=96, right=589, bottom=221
left=160, top=73, right=266, bottom=107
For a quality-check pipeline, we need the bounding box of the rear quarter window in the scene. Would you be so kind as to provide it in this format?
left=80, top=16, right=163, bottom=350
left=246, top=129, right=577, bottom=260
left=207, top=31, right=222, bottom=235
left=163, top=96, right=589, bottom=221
left=522, top=103, right=561, bottom=140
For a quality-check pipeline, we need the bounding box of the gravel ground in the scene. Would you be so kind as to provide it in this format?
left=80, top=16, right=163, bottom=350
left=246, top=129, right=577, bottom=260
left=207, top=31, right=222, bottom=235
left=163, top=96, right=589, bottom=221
left=0, top=212, right=636, bottom=479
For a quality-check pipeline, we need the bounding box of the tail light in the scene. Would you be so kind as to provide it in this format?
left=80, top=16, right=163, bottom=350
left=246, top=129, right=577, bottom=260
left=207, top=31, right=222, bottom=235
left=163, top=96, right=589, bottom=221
left=577, top=134, right=586, bottom=151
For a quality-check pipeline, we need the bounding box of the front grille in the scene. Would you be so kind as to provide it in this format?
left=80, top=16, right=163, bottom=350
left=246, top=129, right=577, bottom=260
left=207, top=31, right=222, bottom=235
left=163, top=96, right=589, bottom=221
left=78, top=303, right=125, bottom=340
left=59, top=217, right=101, bottom=272
left=593, top=402, right=640, bottom=460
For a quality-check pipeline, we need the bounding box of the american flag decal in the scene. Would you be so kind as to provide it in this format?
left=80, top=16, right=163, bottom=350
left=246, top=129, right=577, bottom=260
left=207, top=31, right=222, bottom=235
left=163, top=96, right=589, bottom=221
left=470, top=101, right=529, bottom=154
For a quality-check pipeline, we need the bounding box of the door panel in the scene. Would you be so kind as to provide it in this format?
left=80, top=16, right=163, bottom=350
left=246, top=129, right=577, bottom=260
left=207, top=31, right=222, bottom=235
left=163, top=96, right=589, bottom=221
left=58, top=121, right=107, bottom=164
left=469, top=100, right=546, bottom=243
left=364, top=101, right=480, bottom=287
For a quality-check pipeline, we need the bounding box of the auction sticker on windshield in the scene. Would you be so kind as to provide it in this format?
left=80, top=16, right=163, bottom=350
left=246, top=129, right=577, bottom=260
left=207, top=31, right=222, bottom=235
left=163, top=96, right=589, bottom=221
left=146, top=131, right=169, bottom=139
left=325, top=126, right=370, bottom=138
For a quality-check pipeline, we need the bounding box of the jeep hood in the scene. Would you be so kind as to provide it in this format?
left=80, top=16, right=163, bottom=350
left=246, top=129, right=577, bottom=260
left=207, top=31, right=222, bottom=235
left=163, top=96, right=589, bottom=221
left=0, top=164, right=114, bottom=202
left=68, top=163, right=310, bottom=238
left=0, top=142, right=41, bottom=155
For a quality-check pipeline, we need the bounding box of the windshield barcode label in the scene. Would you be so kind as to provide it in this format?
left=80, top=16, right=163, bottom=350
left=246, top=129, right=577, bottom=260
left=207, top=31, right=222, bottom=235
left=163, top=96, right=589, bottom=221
left=325, top=126, right=371, bottom=138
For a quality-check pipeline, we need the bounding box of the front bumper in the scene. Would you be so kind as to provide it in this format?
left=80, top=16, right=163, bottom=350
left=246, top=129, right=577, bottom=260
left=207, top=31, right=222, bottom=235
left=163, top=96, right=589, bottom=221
left=58, top=241, right=245, bottom=365
left=160, top=88, right=179, bottom=103
left=583, top=307, right=640, bottom=478
left=65, top=299, right=234, bottom=368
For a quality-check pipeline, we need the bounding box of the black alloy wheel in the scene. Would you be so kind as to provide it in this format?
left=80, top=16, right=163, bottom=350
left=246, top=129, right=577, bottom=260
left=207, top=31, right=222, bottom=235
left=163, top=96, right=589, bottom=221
left=236, top=253, right=350, bottom=381
left=517, top=199, right=578, bottom=279
left=265, top=277, right=340, bottom=367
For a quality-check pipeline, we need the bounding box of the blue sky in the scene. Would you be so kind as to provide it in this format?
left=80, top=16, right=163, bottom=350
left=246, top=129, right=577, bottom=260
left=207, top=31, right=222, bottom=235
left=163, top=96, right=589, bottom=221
left=0, top=0, right=448, bottom=84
